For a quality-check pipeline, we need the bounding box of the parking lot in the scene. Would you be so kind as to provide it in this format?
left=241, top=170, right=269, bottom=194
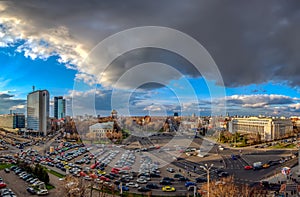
left=0, top=166, right=66, bottom=197
left=0, top=130, right=297, bottom=197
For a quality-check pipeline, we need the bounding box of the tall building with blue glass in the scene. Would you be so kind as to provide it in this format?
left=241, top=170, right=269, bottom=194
left=27, top=90, right=49, bottom=135
left=54, top=96, right=66, bottom=119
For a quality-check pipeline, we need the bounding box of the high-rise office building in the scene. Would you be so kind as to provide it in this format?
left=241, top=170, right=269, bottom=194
left=27, top=90, right=49, bottom=135
left=54, top=96, right=66, bottom=119
left=0, top=113, right=25, bottom=129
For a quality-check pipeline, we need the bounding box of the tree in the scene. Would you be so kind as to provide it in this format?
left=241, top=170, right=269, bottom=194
left=33, top=164, right=50, bottom=184
left=64, top=175, right=88, bottom=197
left=34, top=164, right=39, bottom=176
left=218, top=131, right=226, bottom=143
left=199, top=176, right=267, bottom=197
left=40, top=170, right=50, bottom=184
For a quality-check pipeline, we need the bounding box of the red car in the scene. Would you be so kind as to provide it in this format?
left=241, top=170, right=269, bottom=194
left=0, top=182, right=7, bottom=188
left=90, top=162, right=99, bottom=169
left=244, top=165, right=253, bottom=170
left=100, top=176, right=110, bottom=182
left=79, top=171, right=87, bottom=177
left=122, top=166, right=131, bottom=170
left=111, top=169, right=119, bottom=174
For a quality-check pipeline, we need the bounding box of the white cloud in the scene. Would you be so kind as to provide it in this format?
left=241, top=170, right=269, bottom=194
left=75, top=73, right=98, bottom=86
left=289, top=103, right=300, bottom=110
left=143, top=105, right=163, bottom=112
left=0, top=3, right=88, bottom=73
left=242, top=103, right=268, bottom=108
left=9, top=104, right=25, bottom=110
left=225, top=94, right=297, bottom=108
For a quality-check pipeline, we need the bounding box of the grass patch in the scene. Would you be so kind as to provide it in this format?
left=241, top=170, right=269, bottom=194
left=47, top=169, right=65, bottom=178
left=0, top=163, right=13, bottom=170
left=271, top=143, right=296, bottom=149
left=46, top=184, right=55, bottom=190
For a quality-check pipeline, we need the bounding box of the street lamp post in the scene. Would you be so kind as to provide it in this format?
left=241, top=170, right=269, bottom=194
left=200, top=163, right=214, bottom=197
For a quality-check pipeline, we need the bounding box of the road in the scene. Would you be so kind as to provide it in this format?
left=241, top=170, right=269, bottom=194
left=30, top=131, right=62, bottom=154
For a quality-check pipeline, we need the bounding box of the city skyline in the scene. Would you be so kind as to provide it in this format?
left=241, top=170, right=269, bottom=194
left=0, top=1, right=300, bottom=117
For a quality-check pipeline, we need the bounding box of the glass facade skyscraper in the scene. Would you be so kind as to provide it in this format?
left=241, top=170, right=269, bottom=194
left=27, top=90, right=49, bottom=135
left=54, top=96, right=66, bottom=119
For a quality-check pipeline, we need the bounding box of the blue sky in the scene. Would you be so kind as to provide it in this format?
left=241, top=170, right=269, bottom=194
left=0, top=1, right=300, bottom=117
left=0, top=45, right=76, bottom=98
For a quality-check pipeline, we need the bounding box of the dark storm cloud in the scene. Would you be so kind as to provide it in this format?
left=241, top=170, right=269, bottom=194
left=0, top=93, right=14, bottom=99
left=2, top=0, right=300, bottom=87
left=104, top=48, right=199, bottom=90
left=0, top=93, right=26, bottom=114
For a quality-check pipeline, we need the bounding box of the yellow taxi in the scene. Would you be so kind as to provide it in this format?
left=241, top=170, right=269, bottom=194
left=262, top=163, right=270, bottom=168
left=97, top=170, right=106, bottom=175
left=162, top=186, right=176, bottom=192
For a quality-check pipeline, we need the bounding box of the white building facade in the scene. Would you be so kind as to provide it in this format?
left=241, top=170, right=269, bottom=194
left=89, top=122, right=114, bottom=139
left=229, top=117, right=293, bottom=141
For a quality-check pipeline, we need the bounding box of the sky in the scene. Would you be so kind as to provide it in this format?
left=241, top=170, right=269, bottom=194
left=0, top=0, right=300, bottom=117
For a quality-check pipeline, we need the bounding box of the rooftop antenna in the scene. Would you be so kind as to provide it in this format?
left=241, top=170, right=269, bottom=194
left=32, top=85, right=35, bottom=92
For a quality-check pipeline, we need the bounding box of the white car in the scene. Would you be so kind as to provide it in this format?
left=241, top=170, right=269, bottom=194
left=32, top=181, right=43, bottom=186
left=30, top=178, right=38, bottom=184
left=126, top=182, right=139, bottom=188
left=37, top=189, right=48, bottom=195
left=84, top=176, right=92, bottom=181
left=136, top=178, right=147, bottom=184
left=140, top=176, right=150, bottom=181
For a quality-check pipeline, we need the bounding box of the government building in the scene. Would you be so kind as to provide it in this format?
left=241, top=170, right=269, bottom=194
left=228, top=117, right=293, bottom=141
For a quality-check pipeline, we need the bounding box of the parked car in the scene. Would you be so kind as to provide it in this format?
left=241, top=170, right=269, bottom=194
left=160, top=180, right=172, bottom=185
left=262, top=163, right=270, bottom=168
left=162, top=186, right=176, bottom=192
left=0, top=182, right=7, bottom=188
left=178, top=177, right=190, bottom=182
left=27, top=187, right=36, bottom=194
left=146, top=183, right=159, bottom=189
left=138, top=186, right=151, bottom=192
left=118, top=185, right=129, bottom=191
left=30, top=178, right=39, bottom=184
left=196, top=177, right=207, bottom=183
left=166, top=168, right=175, bottom=173
left=162, top=177, right=174, bottom=182
left=173, top=174, right=184, bottom=179
left=231, top=154, right=237, bottom=160
left=10, top=166, right=17, bottom=171
left=136, top=178, right=147, bottom=184
left=185, top=182, right=197, bottom=187
left=218, top=172, right=229, bottom=177
left=37, top=189, right=48, bottom=195
left=126, top=182, right=139, bottom=188
left=4, top=168, right=10, bottom=173
left=244, top=165, right=253, bottom=170
left=84, top=176, right=92, bottom=181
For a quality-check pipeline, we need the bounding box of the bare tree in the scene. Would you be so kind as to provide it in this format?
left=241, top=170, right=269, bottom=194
left=64, top=175, right=88, bottom=197
left=199, top=176, right=267, bottom=197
